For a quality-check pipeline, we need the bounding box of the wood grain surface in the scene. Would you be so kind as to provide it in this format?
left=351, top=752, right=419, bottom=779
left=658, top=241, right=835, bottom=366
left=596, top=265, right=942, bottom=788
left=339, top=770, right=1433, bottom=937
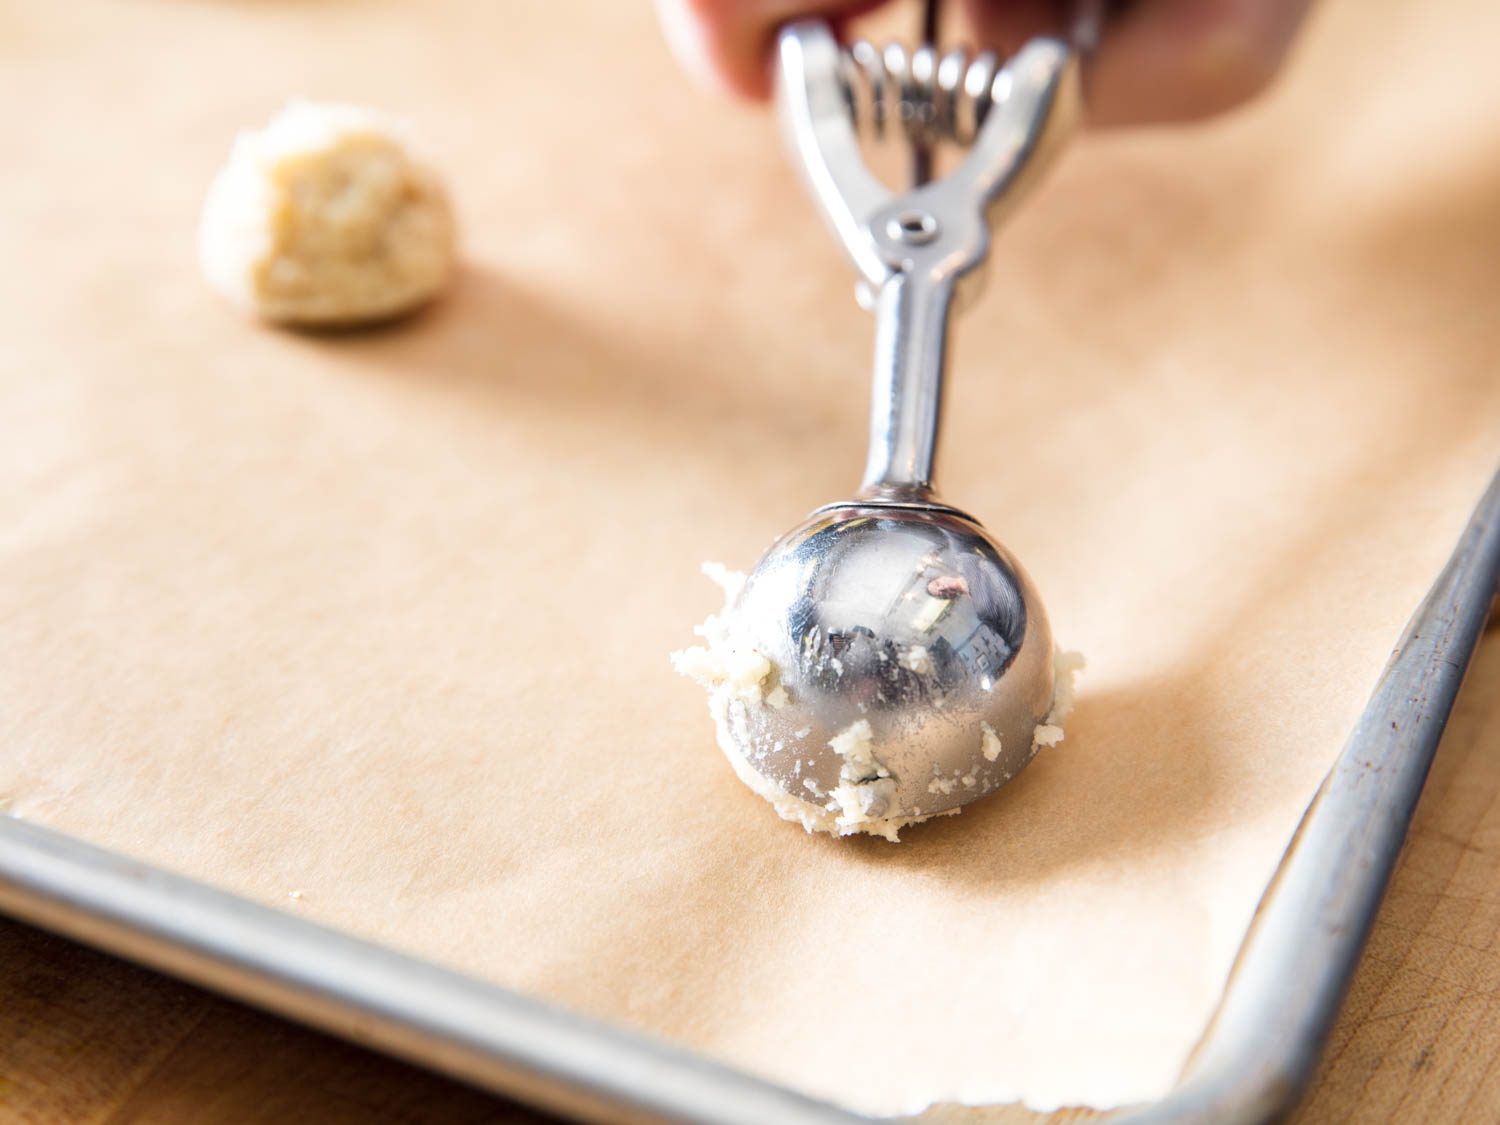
left=1, top=626, right=1495, bottom=1123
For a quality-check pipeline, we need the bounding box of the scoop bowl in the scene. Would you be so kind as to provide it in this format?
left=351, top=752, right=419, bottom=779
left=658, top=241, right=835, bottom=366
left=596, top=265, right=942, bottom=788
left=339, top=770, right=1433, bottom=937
left=724, top=501, right=1055, bottom=831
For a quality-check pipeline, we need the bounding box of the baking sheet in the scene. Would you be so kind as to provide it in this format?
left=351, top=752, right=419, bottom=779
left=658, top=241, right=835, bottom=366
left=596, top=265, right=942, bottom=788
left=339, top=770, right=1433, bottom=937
left=2, top=0, right=1498, bottom=1116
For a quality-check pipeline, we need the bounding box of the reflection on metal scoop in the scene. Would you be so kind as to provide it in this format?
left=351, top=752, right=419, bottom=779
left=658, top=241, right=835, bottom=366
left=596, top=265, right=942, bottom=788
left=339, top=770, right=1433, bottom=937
left=733, top=502, right=1055, bottom=829
left=682, top=20, right=1082, bottom=839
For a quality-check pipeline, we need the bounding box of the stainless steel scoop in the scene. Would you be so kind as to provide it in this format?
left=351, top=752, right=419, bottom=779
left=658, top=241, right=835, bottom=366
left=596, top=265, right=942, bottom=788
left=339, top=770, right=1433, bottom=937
left=720, top=20, right=1081, bottom=829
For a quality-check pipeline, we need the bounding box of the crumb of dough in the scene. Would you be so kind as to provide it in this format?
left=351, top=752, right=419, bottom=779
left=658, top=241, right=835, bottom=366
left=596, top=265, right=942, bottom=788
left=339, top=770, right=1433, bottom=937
left=669, top=563, right=775, bottom=705
left=1049, top=649, right=1086, bottom=723
left=826, top=719, right=903, bottom=837
left=827, top=719, right=882, bottom=780
left=899, top=645, right=934, bottom=675
left=1032, top=723, right=1065, bottom=748
left=199, top=101, right=456, bottom=326
left=1031, top=648, right=1086, bottom=752
left=980, top=721, right=1003, bottom=762
left=287, top=889, right=305, bottom=902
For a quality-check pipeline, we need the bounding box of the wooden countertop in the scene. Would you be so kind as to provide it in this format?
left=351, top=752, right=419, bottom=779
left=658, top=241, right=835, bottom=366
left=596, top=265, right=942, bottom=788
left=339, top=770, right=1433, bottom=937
left=2, top=627, right=1496, bottom=1124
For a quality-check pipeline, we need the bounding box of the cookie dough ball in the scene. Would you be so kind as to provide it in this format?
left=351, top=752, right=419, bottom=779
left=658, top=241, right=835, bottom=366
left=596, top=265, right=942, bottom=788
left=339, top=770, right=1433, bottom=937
left=199, top=101, right=456, bottom=326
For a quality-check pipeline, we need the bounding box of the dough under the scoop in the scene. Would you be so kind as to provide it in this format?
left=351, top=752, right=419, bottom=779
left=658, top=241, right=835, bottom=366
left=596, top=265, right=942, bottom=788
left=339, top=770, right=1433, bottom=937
left=198, top=101, right=456, bottom=326
left=671, top=562, right=1084, bottom=842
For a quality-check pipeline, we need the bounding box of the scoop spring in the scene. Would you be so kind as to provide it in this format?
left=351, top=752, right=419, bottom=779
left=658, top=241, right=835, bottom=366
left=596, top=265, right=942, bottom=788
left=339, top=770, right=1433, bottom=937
left=838, top=39, right=1014, bottom=150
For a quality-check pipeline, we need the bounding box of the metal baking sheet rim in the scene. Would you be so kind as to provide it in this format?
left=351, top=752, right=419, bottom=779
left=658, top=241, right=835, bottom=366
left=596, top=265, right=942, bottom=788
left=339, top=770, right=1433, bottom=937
left=1, top=466, right=1496, bottom=1125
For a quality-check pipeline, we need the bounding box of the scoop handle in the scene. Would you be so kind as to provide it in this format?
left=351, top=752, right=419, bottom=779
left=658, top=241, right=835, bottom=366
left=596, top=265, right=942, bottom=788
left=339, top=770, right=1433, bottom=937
left=858, top=268, right=955, bottom=501
left=776, top=22, right=1080, bottom=501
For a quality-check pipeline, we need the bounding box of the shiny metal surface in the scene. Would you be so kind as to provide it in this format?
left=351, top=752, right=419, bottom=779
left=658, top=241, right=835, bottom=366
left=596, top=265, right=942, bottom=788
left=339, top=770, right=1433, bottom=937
left=734, top=504, right=1054, bottom=819
left=778, top=17, right=1077, bottom=498
left=840, top=37, right=1006, bottom=147
left=713, top=22, right=1080, bottom=824
left=778, top=21, right=1079, bottom=305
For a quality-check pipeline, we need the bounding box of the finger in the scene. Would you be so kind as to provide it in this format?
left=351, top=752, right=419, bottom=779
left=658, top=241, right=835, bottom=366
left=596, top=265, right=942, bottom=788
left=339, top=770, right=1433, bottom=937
left=654, top=0, right=884, bottom=99
left=963, top=0, right=1313, bottom=126
left=1091, top=0, right=1315, bottom=126
left=956, top=0, right=1061, bottom=58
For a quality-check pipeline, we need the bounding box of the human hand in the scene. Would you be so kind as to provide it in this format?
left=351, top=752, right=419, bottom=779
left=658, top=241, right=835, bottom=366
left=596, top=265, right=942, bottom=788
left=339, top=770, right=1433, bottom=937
left=655, top=0, right=1314, bottom=127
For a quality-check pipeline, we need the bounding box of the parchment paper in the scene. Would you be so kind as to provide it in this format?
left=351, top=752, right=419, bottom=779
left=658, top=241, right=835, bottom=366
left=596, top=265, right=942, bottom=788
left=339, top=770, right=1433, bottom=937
left=1, top=0, right=1497, bottom=1115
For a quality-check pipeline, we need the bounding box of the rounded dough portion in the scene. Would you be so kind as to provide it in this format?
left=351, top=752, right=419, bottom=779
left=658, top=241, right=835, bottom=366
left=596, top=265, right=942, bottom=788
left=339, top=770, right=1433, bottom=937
left=199, top=101, right=456, bottom=326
